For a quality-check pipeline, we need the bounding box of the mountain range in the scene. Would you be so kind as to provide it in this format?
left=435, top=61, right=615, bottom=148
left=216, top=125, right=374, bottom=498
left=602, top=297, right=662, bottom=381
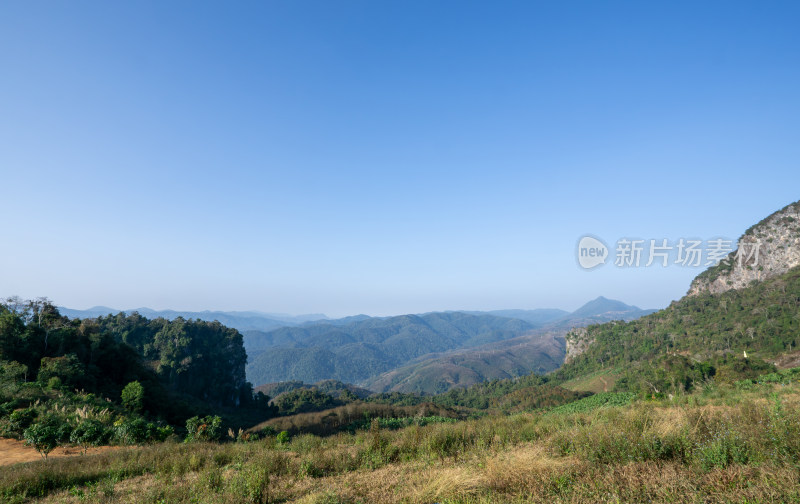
left=59, top=296, right=654, bottom=395
left=57, top=307, right=328, bottom=332
left=243, top=297, right=653, bottom=393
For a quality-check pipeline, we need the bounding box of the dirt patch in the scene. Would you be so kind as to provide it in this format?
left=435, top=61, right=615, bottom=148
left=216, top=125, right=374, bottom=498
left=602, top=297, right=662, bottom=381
left=0, top=437, right=118, bottom=466
left=773, top=350, right=800, bottom=370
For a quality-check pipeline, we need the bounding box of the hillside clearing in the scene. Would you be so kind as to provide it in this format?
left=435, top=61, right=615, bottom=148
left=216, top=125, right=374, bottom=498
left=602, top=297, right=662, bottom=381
left=0, top=438, right=118, bottom=466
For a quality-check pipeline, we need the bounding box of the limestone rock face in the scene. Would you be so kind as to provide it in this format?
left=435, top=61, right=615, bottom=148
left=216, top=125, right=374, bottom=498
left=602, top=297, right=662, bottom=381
left=689, top=200, right=800, bottom=296
left=564, top=327, right=593, bottom=364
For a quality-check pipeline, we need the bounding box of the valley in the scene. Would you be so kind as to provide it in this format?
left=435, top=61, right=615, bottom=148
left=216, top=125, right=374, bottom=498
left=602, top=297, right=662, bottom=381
left=2, top=199, right=800, bottom=504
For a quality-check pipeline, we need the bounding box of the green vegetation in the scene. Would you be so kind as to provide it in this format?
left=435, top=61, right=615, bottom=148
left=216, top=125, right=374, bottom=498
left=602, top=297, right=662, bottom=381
left=556, top=266, right=800, bottom=396
left=93, top=311, right=251, bottom=408
left=0, top=298, right=276, bottom=461
left=430, top=374, right=589, bottom=411
left=69, top=419, right=108, bottom=455
left=546, top=392, right=635, bottom=415
left=343, top=415, right=458, bottom=433
left=364, top=373, right=588, bottom=414
left=185, top=415, right=223, bottom=442
left=120, top=381, right=144, bottom=413
left=255, top=379, right=371, bottom=403
left=4, top=368, right=800, bottom=503
left=23, top=420, right=61, bottom=459
left=272, top=389, right=342, bottom=416
left=3, top=209, right=800, bottom=502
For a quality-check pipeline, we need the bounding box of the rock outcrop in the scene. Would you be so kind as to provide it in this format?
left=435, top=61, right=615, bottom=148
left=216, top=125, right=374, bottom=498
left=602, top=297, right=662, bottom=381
left=564, top=327, right=593, bottom=364
left=689, top=200, right=800, bottom=296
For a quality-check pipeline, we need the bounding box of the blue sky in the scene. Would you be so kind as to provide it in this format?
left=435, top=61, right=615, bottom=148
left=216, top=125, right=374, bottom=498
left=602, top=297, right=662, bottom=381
left=1, top=1, right=799, bottom=317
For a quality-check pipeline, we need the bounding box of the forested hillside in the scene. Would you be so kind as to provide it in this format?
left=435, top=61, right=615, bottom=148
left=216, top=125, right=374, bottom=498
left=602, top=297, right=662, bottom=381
left=0, top=299, right=167, bottom=411
left=557, top=266, right=800, bottom=395
left=0, top=299, right=265, bottom=441
left=555, top=200, right=800, bottom=397
left=245, top=312, right=536, bottom=386
left=363, top=332, right=565, bottom=394
left=93, top=312, right=251, bottom=407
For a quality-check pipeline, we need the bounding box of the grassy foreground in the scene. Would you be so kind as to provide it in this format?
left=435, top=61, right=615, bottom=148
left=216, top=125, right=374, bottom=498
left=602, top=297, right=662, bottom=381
left=5, top=378, right=800, bottom=503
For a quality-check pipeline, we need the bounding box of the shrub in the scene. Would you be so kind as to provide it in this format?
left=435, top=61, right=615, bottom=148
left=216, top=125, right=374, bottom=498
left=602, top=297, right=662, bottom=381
left=37, top=354, right=84, bottom=388
left=114, top=417, right=152, bottom=445
left=6, top=407, right=37, bottom=438
left=185, top=415, right=223, bottom=442
left=228, top=467, right=270, bottom=504
left=120, top=381, right=145, bottom=413
left=70, top=419, right=109, bottom=454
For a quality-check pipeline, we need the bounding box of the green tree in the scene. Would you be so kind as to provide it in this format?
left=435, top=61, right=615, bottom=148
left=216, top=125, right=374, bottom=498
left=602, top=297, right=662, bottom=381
left=0, top=360, right=28, bottom=384
left=114, top=417, right=152, bottom=445
left=121, top=381, right=145, bottom=413
left=24, top=422, right=60, bottom=459
left=70, top=419, right=107, bottom=455
left=37, top=354, right=84, bottom=388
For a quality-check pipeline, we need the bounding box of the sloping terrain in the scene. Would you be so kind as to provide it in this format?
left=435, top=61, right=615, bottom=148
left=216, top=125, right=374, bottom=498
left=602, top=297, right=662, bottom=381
left=558, top=199, right=800, bottom=395
left=363, top=332, right=566, bottom=394
left=689, top=199, right=800, bottom=296
left=245, top=297, right=653, bottom=390
left=245, top=312, right=536, bottom=386
left=359, top=297, right=652, bottom=394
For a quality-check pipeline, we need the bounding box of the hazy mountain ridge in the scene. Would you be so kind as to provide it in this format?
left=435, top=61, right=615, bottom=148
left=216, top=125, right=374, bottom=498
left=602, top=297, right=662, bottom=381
left=245, top=312, right=538, bottom=387
left=460, top=308, right=568, bottom=326
left=60, top=297, right=654, bottom=394
left=360, top=298, right=653, bottom=394
left=245, top=297, right=652, bottom=391
left=58, top=307, right=329, bottom=332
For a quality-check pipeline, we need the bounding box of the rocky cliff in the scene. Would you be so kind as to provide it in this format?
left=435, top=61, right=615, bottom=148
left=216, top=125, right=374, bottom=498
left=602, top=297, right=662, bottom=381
left=688, top=200, right=800, bottom=296
left=564, top=327, right=592, bottom=364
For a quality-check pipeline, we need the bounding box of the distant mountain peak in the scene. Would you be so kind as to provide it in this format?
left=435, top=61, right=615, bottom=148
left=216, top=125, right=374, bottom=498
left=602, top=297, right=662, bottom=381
left=569, top=297, right=640, bottom=319
left=86, top=305, right=118, bottom=312
left=689, top=199, right=800, bottom=296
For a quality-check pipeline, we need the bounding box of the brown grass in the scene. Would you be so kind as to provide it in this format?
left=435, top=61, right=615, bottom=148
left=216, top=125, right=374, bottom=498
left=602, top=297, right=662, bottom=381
left=15, top=383, right=800, bottom=503
left=0, top=437, right=119, bottom=466
left=35, top=443, right=800, bottom=504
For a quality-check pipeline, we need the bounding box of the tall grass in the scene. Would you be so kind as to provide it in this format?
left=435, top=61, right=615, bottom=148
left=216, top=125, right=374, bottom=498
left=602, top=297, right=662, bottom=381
left=6, top=381, right=800, bottom=503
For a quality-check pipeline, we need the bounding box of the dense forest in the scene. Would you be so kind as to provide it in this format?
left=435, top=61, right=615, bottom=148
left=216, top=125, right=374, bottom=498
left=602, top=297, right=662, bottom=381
left=93, top=312, right=251, bottom=407
left=0, top=299, right=253, bottom=409
left=0, top=298, right=274, bottom=454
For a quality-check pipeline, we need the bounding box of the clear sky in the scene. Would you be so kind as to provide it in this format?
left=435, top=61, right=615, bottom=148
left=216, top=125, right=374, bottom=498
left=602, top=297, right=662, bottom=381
left=1, top=1, right=799, bottom=317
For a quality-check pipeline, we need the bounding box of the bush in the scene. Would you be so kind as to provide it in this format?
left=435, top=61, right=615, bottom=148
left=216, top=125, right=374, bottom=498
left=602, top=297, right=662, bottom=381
left=121, top=381, right=145, bottom=413
left=70, top=419, right=109, bottom=454
left=114, top=417, right=152, bottom=445
left=37, top=354, right=84, bottom=388
left=185, top=415, right=223, bottom=442
left=6, top=407, right=37, bottom=438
